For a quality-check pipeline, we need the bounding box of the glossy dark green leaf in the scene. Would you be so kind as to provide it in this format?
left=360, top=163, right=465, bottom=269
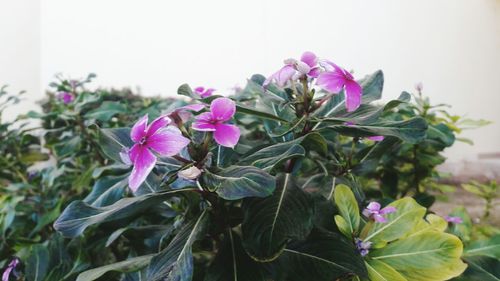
left=76, top=255, right=154, bottom=281
left=427, top=123, right=455, bottom=147
left=205, top=230, right=266, bottom=281
left=202, top=166, right=276, bottom=200
left=177, top=83, right=195, bottom=98
left=99, top=127, right=134, bottom=162
left=326, top=117, right=428, bottom=144
left=54, top=188, right=196, bottom=238
left=85, top=101, right=127, bottom=121
left=277, top=229, right=367, bottom=281
left=83, top=174, right=128, bottom=207
left=236, top=104, right=289, bottom=123
left=147, top=210, right=209, bottom=281
left=241, top=173, right=314, bottom=261
left=241, top=143, right=305, bottom=172
left=25, top=244, right=50, bottom=281
left=458, top=256, right=500, bottom=281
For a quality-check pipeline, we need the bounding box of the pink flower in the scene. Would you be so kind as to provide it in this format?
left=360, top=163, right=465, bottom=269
left=2, top=257, right=20, bottom=281
left=317, top=61, right=362, bottom=112
left=264, top=51, right=320, bottom=87
left=127, top=115, right=190, bottom=192
left=192, top=97, right=240, bottom=148
left=366, top=136, right=384, bottom=141
left=415, top=82, right=423, bottom=92
left=363, top=202, right=397, bottom=223
left=444, top=216, right=463, bottom=224
left=194, top=87, right=215, bottom=98
left=57, top=92, right=75, bottom=104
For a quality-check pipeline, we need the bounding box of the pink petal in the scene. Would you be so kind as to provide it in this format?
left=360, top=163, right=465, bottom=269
left=147, top=115, right=171, bottom=137
left=308, top=67, right=321, bottom=78
left=201, top=88, right=215, bottom=98
left=210, top=97, right=236, bottom=122
left=367, top=136, right=384, bottom=141
left=192, top=112, right=217, bottom=131
left=366, top=202, right=381, bottom=212
left=345, top=80, right=362, bottom=112
left=301, top=51, right=318, bottom=67
left=194, top=87, right=205, bottom=94
left=265, top=65, right=297, bottom=87
left=317, top=72, right=346, bottom=93
left=180, top=104, right=205, bottom=112
left=129, top=145, right=157, bottom=192
left=296, top=61, right=311, bottom=75
left=374, top=214, right=387, bottom=223
left=380, top=206, right=397, bottom=215
left=130, top=115, right=148, bottom=142
left=147, top=128, right=190, bottom=156
left=214, top=123, right=240, bottom=148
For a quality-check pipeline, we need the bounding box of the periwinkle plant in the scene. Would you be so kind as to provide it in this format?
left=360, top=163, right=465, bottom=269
left=41, top=52, right=473, bottom=280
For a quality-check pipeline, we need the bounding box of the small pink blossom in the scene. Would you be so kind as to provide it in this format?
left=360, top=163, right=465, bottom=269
left=264, top=51, right=320, bottom=87
left=363, top=202, right=397, bottom=223
left=192, top=97, right=240, bottom=148
left=57, top=92, right=75, bottom=104
left=444, top=215, right=463, bottom=224
left=194, top=87, right=215, bottom=98
left=415, top=82, right=423, bottom=92
left=317, top=61, right=362, bottom=112
left=127, top=115, right=190, bottom=191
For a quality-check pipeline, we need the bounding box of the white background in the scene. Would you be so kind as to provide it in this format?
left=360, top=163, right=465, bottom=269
left=1, top=0, right=500, bottom=162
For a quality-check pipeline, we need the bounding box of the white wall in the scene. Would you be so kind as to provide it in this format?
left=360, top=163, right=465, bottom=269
left=4, top=0, right=500, bottom=162
left=0, top=0, right=40, bottom=120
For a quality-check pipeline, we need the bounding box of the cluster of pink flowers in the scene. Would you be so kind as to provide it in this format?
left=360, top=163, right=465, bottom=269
left=265, top=51, right=363, bottom=112
left=125, top=97, right=240, bottom=191
left=122, top=52, right=373, bottom=192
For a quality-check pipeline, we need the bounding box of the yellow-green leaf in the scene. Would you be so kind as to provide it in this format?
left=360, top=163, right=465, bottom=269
left=370, top=231, right=467, bottom=281
left=334, top=184, right=360, bottom=234
left=365, top=259, right=407, bottom=281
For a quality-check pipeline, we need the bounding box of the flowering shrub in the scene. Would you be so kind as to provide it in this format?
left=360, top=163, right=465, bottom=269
left=1, top=53, right=498, bottom=281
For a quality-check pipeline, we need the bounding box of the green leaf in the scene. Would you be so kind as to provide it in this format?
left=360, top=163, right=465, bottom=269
left=459, top=256, right=500, bottom=281
left=278, top=229, right=367, bottom=280
left=29, top=201, right=62, bottom=237
left=99, top=128, right=134, bottom=162
left=404, top=214, right=447, bottom=238
left=360, top=198, right=426, bottom=244
left=83, top=175, right=128, bottom=207
left=204, top=230, right=266, bottom=281
left=54, top=136, right=82, bottom=157
left=202, top=166, right=276, bottom=200
left=85, top=101, right=127, bottom=121
left=236, top=104, right=289, bottom=123
left=326, top=117, right=428, bottom=144
left=177, top=83, right=195, bottom=98
left=370, top=231, right=467, bottom=281
left=147, top=210, right=209, bottom=281
left=447, top=206, right=473, bottom=242
left=25, top=244, right=50, bottom=281
left=241, top=143, right=305, bottom=172
left=464, top=235, right=500, bottom=259
left=427, top=123, right=455, bottom=147
left=241, top=173, right=314, bottom=261
left=365, top=259, right=407, bottom=281
left=76, top=255, right=154, bottom=281
left=54, top=188, right=196, bottom=237
left=334, top=184, right=360, bottom=235
left=315, top=92, right=410, bottom=126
